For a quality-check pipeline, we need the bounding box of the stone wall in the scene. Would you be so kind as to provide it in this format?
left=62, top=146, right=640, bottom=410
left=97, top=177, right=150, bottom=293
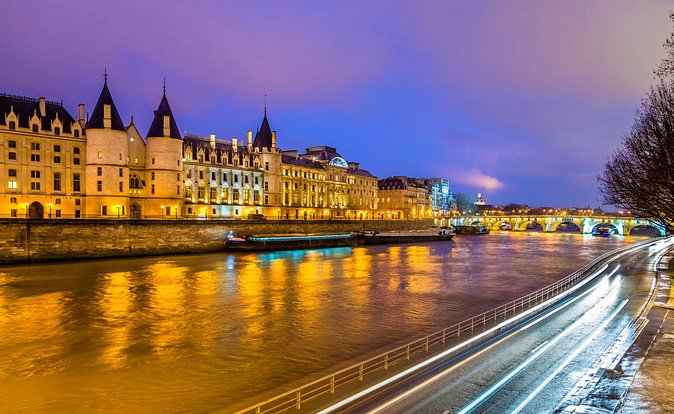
left=0, top=218, right=435, bottom=264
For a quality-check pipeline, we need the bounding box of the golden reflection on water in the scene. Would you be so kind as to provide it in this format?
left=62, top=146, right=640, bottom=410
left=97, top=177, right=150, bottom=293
left=0, top=233, right=643, bottom=412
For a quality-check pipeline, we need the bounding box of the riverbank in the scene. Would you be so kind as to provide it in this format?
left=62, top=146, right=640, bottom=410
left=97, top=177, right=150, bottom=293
left=0, top=218, right=434, bottom=264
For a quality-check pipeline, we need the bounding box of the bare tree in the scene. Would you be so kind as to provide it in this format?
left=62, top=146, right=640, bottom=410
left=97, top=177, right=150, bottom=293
left=655, top=12, right=674, bottom=78
left=598, top=81, right=674, bottom=233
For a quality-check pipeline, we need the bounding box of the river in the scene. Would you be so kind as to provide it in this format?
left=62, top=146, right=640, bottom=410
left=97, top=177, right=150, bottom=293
left=0, top=232, right=644, bottom=413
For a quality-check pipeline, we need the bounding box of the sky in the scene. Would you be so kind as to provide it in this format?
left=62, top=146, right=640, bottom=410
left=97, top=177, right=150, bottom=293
left=1, top=0, right=672, bottom=208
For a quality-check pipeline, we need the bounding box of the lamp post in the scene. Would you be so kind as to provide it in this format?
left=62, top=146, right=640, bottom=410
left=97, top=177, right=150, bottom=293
left=47, top=202, right=52, bottom=219
left=174, top=206, right=178, bottom=219
left=161, top=205, right=164, bottom=220
left=25, top=202, right=28, bottom=218
left=116, top=204, right=121, bottom=219
left=277, top=208, right=280, bottom=220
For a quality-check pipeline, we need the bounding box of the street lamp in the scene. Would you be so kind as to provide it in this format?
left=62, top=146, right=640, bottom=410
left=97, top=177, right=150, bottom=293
left=116, top=204, right=121, bottom=219
left=161, top=205, right=164, bottom=220
left=25, top=202, right=28, bottom=218
left=174, top=206, right=178, bottom=219
left=47, top=202, right=52, bottom=219
left=277, top=208, right=280, bottom=220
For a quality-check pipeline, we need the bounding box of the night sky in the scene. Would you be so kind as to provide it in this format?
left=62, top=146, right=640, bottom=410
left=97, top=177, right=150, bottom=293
left=1, top=1, right=671, bottom=207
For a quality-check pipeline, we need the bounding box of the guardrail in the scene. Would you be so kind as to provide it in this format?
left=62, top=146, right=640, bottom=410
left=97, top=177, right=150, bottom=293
left=234, top=237, right=662, bottom=414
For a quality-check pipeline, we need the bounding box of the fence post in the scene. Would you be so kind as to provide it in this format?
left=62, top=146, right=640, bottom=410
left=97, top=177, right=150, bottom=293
left=296, top=390, right=301, bottom=410
left=330, top=376, right=335, bottom=394
left=359, top=364, right=363, bottom=381
left=406, top=345, right=410, bottom=361
left=425, top=337, right=429, bottom=352
left=384, top=353, right=389, bottom=370
left=442, top=329, right=446, bottom=344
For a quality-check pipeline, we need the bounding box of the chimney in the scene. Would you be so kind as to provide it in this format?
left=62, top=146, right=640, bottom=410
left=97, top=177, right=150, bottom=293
left=247, top=130, right=253, bottom=148
left=38, top=97, right=46, bottom=117
left=232, top=137, right=238, bottom=152
left=78, top=103, right=85, bottom=128
left=210, top=133, right=216, bottom=149
left=271, top=131, right=277, bottom=148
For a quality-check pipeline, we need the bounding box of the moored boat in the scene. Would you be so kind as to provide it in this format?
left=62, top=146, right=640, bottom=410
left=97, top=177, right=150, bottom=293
left=363, top=227, right=455, bottom=245
left=225, top=232, right=364, bottom=251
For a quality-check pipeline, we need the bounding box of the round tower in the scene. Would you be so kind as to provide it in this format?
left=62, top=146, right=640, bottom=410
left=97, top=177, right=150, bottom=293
left=252, top=108, right=282, bottom=216
left=144, top=87, right=183, bottom=219
left=84, top=75, right=130, bottom=218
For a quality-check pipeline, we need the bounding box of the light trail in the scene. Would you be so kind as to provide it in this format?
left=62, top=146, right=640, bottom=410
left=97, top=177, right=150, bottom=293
left=457, top=299, right=629, bottom=414
left=359, top=266, right=620, bottom=414
left=317, top=263, right=613, bottom=414
left=509, top=299, right=629, bottom=414
left=317, top=239, right=666, bottom=414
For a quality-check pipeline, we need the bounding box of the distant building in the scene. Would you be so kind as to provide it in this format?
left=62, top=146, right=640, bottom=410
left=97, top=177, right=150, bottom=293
left=410, top=178, right=453, bottom=214
left=377, top=176, right=433, bottom=219
left=474, top=193, right=486, bottom=206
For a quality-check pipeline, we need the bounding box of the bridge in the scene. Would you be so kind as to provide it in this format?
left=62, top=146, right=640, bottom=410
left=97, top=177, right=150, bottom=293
left=448, top=214, right=666, bottom=236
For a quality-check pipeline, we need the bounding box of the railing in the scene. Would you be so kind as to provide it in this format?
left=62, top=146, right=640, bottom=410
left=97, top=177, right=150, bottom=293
left=234, top=237, right=661, bottom=414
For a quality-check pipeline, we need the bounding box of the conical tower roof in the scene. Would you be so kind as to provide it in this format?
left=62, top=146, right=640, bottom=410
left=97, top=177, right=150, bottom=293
left=253, top=111, right=272, bottom=149
left=146, top=91, right=181, bottom=139
left=86, top=77, right=125, bottom=131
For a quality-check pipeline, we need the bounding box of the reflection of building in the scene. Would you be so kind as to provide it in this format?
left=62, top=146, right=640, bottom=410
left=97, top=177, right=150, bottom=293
left=377, top=176, right=433, bottom=219
left=0, top=77, right=379, bottom=220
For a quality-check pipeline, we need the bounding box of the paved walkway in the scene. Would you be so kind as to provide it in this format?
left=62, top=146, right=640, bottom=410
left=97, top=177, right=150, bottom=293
left=621, top=252, right=674, bottom=413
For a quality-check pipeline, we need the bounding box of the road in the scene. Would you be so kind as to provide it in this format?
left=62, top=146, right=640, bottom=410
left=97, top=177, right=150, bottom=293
left=336, top=239, right=672, bottom=414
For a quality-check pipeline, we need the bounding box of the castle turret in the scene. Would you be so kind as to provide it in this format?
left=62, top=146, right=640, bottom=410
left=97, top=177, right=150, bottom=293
left=84, top=74, right=130, bottom=218
left=252, top=106, right=282, bottom=215
left=144, top=84, right=183, bottom=219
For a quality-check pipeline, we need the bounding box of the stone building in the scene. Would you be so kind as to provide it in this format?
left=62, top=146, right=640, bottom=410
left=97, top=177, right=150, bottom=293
left=279, top=145, right=377, bottom=220
left=0, top=75, right=378, bottom=220
left=377, top=176, right=434, bottom=219
left=0, top=93, right=86, bottom=218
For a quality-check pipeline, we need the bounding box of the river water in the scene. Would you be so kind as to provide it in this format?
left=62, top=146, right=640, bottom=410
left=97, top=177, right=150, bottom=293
left=0, top=232, right=643, bottom=413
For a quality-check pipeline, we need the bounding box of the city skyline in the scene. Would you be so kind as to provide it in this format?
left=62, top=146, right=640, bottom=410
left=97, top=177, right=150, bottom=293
left=1, top=1, right=672, bottom=207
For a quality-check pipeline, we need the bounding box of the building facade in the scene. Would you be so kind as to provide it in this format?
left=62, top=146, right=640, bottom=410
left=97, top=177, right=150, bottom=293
left=377, top=176, right=433, bottom=219
left=0, top=78, right=380, bottom=220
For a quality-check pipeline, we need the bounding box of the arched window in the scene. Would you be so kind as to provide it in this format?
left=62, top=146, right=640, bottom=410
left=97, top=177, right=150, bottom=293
left=129, top=174, right=141, bottom=189
left=74, top=129, right=79, bottom=137
left=32, top=124, right=38, bottom=133
left=54, top=127, right=60, bottom=136
left=9, top=121, right=16, bottom=130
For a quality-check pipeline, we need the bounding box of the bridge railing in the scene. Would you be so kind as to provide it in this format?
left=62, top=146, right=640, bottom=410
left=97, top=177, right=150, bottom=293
left=233, top=237, right=661, bottom=414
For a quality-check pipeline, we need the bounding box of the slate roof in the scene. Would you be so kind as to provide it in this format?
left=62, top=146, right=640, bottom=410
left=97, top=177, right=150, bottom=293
left=281, top=154, right=324, bottom=169
left=348, top=168, right=376, bottom=178
left=146, top=92, right=181, bottom=139
left=86, top=80, right=125, bottom=131
left=379, top=177, right=407, bottom=190
left=0, top=93, right=77, bottom=134
left=302, top=146, right=343, bottom=162
left=252, top=112, right=273, bottom=149
left=183, top=134, right=254, bottom=162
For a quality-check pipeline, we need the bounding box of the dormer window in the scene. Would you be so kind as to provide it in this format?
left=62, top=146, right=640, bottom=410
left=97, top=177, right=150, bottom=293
left=104, top=104, right=111, bottom=120
left=9, top=121, right=16, bottom=130
left=54, top=127, right=60, bottom=136
left=163, top=115, right=170, bottom=137
left=74, top=130, right=79, bottom=137
left=32, top=124, right=38, bottom=133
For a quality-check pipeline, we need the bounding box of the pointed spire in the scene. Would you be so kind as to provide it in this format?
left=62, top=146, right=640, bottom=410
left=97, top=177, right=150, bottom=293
left=252, top=99, right=272, bottom=149
left=86, top=74, right=125, bottom=131
left=146, top=84, right=181, bottom=139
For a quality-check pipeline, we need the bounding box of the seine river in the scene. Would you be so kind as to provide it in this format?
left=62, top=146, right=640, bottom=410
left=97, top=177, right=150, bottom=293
left=0, top=232, right=644, bottom=413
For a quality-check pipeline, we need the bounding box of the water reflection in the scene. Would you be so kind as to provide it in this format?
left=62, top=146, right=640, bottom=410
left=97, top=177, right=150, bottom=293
left=0, top=232, right=642, bottom=412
